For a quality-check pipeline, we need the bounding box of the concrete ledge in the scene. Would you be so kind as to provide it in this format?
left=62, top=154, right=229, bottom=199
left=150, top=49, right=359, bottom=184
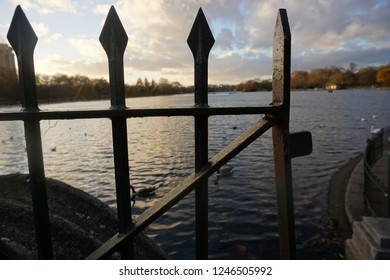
left=346, top=217, right=390, bottom=259
left=344, top=141, right=390, bottom=260
left=345, top=160, right=365, bottom=224
left=329, top=130, right=389, bottom=259
left=361, top=217, right=390, bottom=249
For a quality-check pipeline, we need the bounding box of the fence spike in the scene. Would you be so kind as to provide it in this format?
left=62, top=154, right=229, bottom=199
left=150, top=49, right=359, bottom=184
left=100, top=5, right=133, bottom=259
left=7, top=5, right=39, bottom=111
left=187, top=8, right=215, bottom=106
left=187, top=7, right=215, bottom=260
left=100, top=5, right=128, bottom=108
left=7, top=5, right=53, bottom=259
left=272, top=8, right=291, bottom=110
left=187, top=8, right=215, bottom=59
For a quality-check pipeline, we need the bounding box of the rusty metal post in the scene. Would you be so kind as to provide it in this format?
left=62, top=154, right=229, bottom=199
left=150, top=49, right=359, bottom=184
left=271, top=9, right=295, bottom=259
left=100, top=6, right=133, bottom=259
left=7, top=5, right=53, bottom=259
left=188, top=8, right=214, bottom=260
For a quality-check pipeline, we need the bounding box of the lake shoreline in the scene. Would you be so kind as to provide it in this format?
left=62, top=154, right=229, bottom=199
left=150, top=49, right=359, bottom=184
left=2, top=87, right=389, bottom=108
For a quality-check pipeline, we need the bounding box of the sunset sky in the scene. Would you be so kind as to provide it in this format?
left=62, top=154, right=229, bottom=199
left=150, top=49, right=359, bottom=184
left=0, top=0, right=389, bottom=85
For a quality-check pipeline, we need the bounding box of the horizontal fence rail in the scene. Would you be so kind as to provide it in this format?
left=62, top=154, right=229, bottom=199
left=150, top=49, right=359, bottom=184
left=1, top=5, right=312, bottom=260
left=0, top=106, right=283, bottom=121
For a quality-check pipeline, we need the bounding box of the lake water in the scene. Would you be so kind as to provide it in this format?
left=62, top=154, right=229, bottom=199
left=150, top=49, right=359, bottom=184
left=1, top=89, right=389, bottom=259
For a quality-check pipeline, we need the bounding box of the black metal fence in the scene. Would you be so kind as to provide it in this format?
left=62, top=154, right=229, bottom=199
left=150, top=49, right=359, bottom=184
left=0, top=5, right=312, bottom=259
left=364, top=126, right=390, bottom=217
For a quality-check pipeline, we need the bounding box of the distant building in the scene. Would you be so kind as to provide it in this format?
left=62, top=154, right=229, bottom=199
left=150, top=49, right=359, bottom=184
left=0, top=43, right=16, bottom=74
left=325, top=83, right=347, bottom=90
left=325, top=84, right=338, bottom=90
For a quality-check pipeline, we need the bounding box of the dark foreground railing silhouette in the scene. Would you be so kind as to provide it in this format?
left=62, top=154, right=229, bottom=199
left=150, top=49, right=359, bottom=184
left=364, top=126, right=390, bottom=217
left=0, top=5, right=312, bottom=260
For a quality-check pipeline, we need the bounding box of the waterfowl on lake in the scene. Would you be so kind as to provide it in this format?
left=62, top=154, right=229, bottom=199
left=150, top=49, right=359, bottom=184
left=217, top=166, right=234, bottom=177
left=130, top=184, right=157, bottom=198
left=370, top=125, right=381, bottom=135
left=136, top=186, right=157, bottom=197
left=130, top=184, right=157, bottom=205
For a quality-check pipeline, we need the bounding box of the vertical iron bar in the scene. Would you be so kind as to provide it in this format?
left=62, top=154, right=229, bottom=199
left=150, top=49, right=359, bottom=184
left=187, top=8, right=214, bottom=260
left=100, top=6, right=133, bottom=259
left=7, top=5, right=53, bottom=259
left=271, top=9, right=296, bottom=259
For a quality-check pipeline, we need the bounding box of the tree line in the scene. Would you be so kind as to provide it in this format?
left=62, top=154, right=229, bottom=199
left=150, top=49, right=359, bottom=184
left=291, top=63, right=390, bottom=89
left=235, top=79, right=272, bottom=92
left=125, top=77, right=235, bottom=97
left=237, top=63, right=390, bottom=91
left=1, top=63, right=389, bottom=105
left=0, top=71, right=236, bottom=105
left=0, top=71, right=111, bottom=104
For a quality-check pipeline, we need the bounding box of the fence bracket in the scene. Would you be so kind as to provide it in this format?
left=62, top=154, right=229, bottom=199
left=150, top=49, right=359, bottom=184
left=288, top=131, right=312, bottom=159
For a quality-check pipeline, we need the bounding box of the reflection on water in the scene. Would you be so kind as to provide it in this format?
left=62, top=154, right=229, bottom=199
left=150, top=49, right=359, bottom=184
left=1, top=90, right=389, bottom=259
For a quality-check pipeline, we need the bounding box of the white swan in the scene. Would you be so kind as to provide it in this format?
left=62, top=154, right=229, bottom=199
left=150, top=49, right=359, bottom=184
left=217, top=166, right=234, bottom=177
left=370, top=125, right=381, bottom=135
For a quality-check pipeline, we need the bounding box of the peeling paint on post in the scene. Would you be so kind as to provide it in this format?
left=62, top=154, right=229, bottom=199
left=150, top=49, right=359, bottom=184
left=271, top=9, right=296, bottom=260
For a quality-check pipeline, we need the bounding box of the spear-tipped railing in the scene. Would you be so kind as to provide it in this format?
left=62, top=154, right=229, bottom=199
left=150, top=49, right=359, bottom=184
left=7, top=6, right=53, bottom=259
left=99, top=6, right=133, bottom=259
left=1, top=5, right=312, bottom=260
left=188, top=8, right=215, bottom=260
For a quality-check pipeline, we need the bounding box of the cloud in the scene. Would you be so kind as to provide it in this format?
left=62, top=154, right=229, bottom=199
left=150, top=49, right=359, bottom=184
left=94, top=0, right=388, bottom=84
left=9, top=0, right=389, bottom=85
left=93, top=0, right=255, bottom=84
left=44, top=33, right=62, bottom=43
left=31, top=22, right=49, bottom=37
left=37, top=55, right=107, bottom=78
left=29, top=22, right=62, bottom=44
left=67, top=37, right=106, bottom=60
left=286, top=1, right=389, bottom=47
left=293, top=47, right=390, bottom=70
left=10, top=0, right=77, bottom=14
left=93, top=4, right=111, bottom=15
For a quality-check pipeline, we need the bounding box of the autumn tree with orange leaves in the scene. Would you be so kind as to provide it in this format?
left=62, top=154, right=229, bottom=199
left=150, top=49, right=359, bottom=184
left=376, top=67, right=390, bottom=86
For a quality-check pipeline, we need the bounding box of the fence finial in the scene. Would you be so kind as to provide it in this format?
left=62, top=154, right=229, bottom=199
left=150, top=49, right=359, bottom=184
left=187, top=8, right=215, bottom=59
left=187, top=8, right=215, bottom=106
left=7, top=5, right=39, bottom=111
left=100, top=5, right=128, bottom=108
left=272, top=8, right=291, bottom=109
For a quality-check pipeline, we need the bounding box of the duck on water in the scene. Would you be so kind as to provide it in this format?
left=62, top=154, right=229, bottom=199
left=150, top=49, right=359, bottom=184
left=217, top=166, right=234, bottom=177
left=130, top=165, right=234, bottom=202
